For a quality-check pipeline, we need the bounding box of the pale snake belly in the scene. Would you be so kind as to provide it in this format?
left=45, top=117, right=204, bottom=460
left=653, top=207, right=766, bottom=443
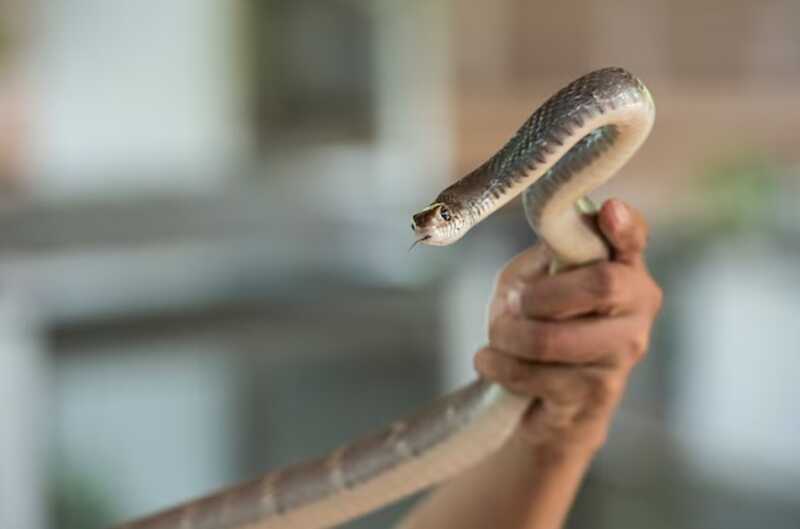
left=114, top=66, right=655, bottom=529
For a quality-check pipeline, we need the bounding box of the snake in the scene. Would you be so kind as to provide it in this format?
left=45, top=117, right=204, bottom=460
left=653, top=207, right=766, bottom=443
left=113, top=67, right=654, bottom=529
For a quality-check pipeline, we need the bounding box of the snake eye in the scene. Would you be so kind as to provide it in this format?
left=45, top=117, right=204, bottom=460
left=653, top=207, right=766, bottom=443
left=439, top=207, right=451, bottom=222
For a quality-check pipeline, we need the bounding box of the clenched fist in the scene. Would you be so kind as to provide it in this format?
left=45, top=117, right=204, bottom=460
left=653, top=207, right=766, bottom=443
left=475, top=199, right=663, bottom=452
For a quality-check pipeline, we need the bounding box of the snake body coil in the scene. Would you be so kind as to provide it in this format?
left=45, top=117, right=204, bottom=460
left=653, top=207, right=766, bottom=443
left=115, top=67, right=655, bottom=529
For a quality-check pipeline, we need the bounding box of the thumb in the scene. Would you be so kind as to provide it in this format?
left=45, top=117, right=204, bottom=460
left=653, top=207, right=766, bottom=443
left=597, top=199, right=649, bottom=265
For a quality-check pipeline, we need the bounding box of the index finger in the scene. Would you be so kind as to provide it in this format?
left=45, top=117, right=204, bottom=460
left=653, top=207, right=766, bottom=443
left=498, top=244, right=551, bottom=284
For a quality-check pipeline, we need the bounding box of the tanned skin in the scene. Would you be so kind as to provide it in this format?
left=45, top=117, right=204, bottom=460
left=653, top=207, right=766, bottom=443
left=397, top=199, right=663, bottom=529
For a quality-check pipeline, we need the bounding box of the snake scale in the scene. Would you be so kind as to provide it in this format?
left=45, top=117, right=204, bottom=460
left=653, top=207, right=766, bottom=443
left=114, top=67, right=655, bottom=529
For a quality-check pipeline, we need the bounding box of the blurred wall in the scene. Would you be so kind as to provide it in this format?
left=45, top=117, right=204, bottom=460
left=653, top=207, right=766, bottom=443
left=29, top=0, right=244, bottom=198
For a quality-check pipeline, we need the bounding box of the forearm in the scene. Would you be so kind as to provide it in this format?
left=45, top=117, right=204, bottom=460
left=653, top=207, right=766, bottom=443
left=396, top=432, right=596, bottom=529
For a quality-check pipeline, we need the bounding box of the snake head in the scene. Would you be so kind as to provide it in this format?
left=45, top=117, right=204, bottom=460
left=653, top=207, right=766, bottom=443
left=410, top=202, right=467, bottom=247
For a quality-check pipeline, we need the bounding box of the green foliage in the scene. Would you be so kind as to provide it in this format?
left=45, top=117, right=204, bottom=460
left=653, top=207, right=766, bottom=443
left=696, top=154, right=783, bottom=234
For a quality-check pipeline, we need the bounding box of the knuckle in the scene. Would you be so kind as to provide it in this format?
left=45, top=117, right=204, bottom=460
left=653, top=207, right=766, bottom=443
left=585, top=373, right=608, bottom=405
left=584, top=371, right=623, bottom=409
left=496, top=268, right=513, bottom=288
left=651, top=282, right=664, bottom=313
left=501, top=357, right=525, bottom=384
left=477, top=349, right=524, bottom=386
left=601, top=374, right=624, bottom=403
left=531, top=322, right=558, bottom=358
left=488, top=317, right=510, bottom=349
left=539, top=395, right=576, bottom=424
left=590, top=263, right=622, bottom=304
left=517, top=284, right=536, bottom=310
left=626, top=329, right=650, bottom=361
left=543, top=374, right=573, bottom=403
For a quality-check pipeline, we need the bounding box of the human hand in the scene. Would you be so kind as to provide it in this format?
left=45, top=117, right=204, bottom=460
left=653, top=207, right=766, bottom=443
left=475, top=199, right=663, bottom=453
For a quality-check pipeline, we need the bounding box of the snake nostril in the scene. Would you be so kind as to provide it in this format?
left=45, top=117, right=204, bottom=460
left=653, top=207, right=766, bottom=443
left=411, top=222, right=416, bottom=232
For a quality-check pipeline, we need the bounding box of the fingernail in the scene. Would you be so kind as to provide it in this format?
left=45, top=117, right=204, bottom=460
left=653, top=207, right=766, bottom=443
left=507, top=287, right=522, bottom=316
left=612, top=202, right=629, bottom=227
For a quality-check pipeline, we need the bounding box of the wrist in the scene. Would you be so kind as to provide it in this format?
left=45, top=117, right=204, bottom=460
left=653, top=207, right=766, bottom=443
left=533, top=438, right=602, bottom=467
left=510, top=428, right=604, bottom=467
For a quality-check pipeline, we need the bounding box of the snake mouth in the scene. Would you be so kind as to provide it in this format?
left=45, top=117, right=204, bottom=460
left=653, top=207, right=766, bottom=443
left=408, top=235, right=431, bottom=252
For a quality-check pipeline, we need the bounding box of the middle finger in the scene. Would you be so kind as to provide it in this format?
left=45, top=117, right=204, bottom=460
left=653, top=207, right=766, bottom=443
left=512, top=262, right=638, bottom=320
left=489, top=314, right=644, bottom=365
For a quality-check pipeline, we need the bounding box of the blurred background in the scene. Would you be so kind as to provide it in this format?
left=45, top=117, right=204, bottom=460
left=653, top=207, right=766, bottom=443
left=1, top=1, right=798, bottom=528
